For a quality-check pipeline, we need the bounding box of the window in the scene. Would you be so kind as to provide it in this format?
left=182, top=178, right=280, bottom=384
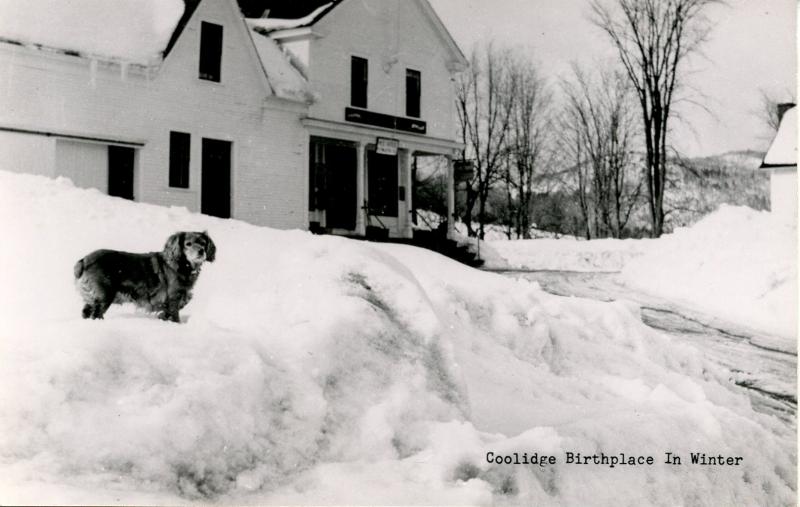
left=169, top=131, right=191, bottom=188
left=351, top=56, right=368, bottom=108
left=406, top=69, right=421, bottom=118
left=199, top=22, right=223, bottom=82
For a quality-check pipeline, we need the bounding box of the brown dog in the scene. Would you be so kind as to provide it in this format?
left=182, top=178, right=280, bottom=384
left=74, top=231, right=216, bottom=322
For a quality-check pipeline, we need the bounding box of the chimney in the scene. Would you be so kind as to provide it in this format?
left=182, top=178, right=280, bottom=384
left=777, top=102, right=796, bottom=122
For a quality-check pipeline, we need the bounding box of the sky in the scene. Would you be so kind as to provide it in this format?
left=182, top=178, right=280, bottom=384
left=428, top=0, right=797, bottom=157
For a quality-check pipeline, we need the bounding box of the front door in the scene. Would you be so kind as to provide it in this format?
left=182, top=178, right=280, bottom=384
left=325, top=144, right=357, bottom=230
left=367, top=150, right=398, bottom=217
left=108, top=145, right=134, bottom=200
left=201, top=138, right=231, bottom=219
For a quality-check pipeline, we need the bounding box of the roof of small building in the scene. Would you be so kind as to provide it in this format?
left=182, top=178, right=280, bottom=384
left=247, top=23, right=315, bottom=103
left=0, top=0, right=186, bottom=65
left=762, top=106, right=797, bottom=168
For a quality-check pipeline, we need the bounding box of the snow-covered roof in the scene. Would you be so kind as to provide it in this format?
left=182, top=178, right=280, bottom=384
left=0, top=0, right=186, bottom=65
left=247, top=3, right=336, bottom=33
left=247, top=24, right=315, bottom=103
left=762, top=106, right=797, bottom=168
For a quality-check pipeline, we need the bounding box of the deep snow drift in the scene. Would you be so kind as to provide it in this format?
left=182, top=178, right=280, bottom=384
left=623, top=205, right=797, bottom=341
left=487, top=206, right=797, bottom=341
left=0, top=171, right=795, bottom=505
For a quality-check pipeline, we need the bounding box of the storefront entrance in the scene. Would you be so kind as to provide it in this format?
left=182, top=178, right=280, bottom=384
left=310, top=138, right=357, bottom=231
left=366, top=150, right=398, bottom=217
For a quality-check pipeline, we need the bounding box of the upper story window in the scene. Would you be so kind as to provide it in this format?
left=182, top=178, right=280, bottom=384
left=351, top=56, right=368, bottom=108
left=199, top=22, right=223, bottom=82
left=169, top=131, right=191, bottom=188
left=406, top=69, right=421, bottom=118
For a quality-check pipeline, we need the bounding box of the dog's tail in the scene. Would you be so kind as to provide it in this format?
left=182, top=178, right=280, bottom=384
left=73, top=258, right=85, bottom=279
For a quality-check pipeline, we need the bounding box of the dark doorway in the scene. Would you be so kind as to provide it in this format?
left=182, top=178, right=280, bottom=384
left=310, top=139, right=357, bottom=230
left=367, top=150, right=398, bottom=217
left=108, top=145, right=135, bottom=200
left=201, top=138, right=232, bottom=219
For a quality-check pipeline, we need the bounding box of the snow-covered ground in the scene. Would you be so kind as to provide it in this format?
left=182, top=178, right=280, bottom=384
left=0, top=171, right=795, bottom=505
left=486, top=236, right=652, bottom=272
left=487, top=205, right=797, bottom=342
left=623, top=206, right=797, bottom=341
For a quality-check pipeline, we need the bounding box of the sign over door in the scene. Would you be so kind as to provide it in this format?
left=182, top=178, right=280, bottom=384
left=376, top=137, right=399, bottom=156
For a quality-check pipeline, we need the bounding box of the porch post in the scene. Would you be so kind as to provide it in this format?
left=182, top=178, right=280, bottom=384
left=355, top=141, right=366, bottom=236
left=446, top=154, right=455, bottom=240
left=403, top=149, right=414, bottom=238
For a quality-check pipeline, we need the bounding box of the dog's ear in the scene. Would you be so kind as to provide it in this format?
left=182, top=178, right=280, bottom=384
left=202, top=231, right=216, bottom=262
left=163, top=232, right=185, bottom=266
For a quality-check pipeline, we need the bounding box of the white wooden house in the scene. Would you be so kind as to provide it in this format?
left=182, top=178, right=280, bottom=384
left=251, top=0, right=468, bottom=239
left=761, top=104, right=797, bottom=224
left=0, top=0, right=312, bottom=229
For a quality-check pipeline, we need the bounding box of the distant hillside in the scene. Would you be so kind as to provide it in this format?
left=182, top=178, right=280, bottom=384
left=692, top=150, right=766, bottom=171
left=664, top=150, right=770, bottom=230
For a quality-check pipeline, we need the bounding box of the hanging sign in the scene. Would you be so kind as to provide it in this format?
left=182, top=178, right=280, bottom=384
left=376, top=137, right=399, bottom=156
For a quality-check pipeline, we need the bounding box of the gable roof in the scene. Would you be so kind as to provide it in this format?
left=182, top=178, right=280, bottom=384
left=251, top=0, right=467, bottom=69
left=761, top=106, right=797, bottom=169
left=412, top=0, right=468, bottom=69
left=163, top=0, right=203, bottom=58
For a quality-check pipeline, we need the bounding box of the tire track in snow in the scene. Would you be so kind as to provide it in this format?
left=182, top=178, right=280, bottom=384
left=494, top=269, right=797, bottom=422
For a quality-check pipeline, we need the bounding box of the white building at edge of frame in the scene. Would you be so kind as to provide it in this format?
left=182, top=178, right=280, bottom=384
left=761, top=104, right=798, bottom=225
left=0, top=0, right=467, bottom=239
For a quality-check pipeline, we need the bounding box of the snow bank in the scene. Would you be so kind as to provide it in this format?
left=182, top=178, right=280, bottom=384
left=0, top=171, right=795, bottom=505
left=623, top=205, right=798, bottom=341
left=486, top=236, right=650, bottom=272
left=484, top=206, right=796, bottom=342
left=0, top=0, right=184, bottom=64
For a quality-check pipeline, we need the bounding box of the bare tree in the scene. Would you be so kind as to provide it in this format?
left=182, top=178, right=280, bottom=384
left=456, top=43, right=515, bottom=239
left=561, top=66, right=642, bottom=239
left=505, top=54, right=553, bottom=239
left=591, top=0, right=720, bottom=237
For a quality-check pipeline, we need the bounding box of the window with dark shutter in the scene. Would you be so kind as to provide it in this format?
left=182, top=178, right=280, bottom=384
left=406, top=69, right=421, bottom=118
left=351, top=56, right=368, bottom=108
left=199, top=22, right=223, bottom=82
left=169, top=131, right=191, bottom=188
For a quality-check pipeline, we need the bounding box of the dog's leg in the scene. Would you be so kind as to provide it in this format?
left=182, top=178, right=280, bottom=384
left=87, top=285, right=114, bottom=319
left=90, top=298, right=112, bottom=319
left=158, top=308, right=181, bottom=323
left=157, top=296, right=182, bottom=322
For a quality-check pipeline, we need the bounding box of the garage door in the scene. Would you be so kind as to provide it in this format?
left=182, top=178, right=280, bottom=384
left=55, top=140, right=136, bottom=199
left=55, top=139, right=108, bottom=192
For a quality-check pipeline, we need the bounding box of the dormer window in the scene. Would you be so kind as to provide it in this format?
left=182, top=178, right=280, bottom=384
left=351, top=56, right=368, bottom=108
left=199, top=22, right=223, bottom=82
left=406, top=69, right=421, bottom=118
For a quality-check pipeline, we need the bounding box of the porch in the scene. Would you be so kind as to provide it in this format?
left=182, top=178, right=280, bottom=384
left=304, top=117, right=459, bottom=241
